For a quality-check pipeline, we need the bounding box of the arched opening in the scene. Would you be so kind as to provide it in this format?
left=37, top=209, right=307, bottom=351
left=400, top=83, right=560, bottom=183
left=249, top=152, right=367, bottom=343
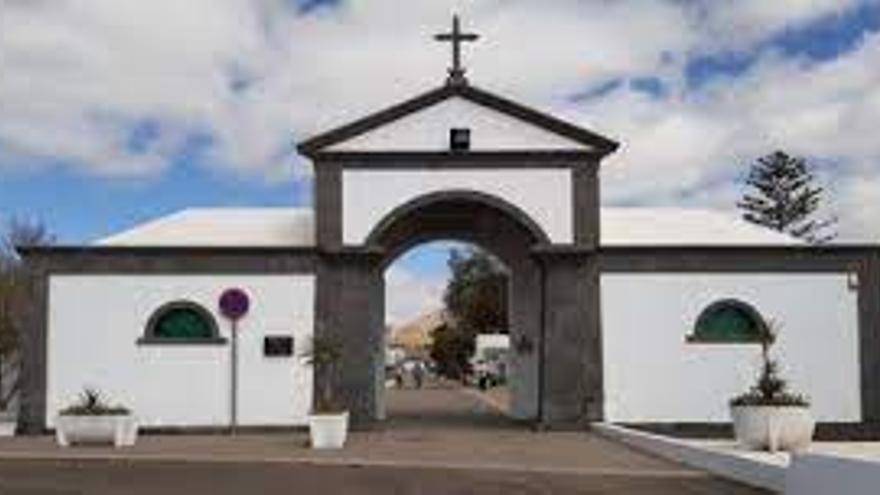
left=368, top=192, right=546, bottom=427
left=383, top=240, right=515, bottom=427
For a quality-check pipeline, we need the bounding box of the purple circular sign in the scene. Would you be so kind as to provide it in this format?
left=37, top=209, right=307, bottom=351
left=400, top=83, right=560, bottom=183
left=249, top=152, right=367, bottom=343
left=219, top=288, right=250, bottom=320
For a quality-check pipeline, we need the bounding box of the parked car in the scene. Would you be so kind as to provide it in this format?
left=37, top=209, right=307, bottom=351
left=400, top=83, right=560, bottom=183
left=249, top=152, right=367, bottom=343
left=471, top=358, right=505, bottom=390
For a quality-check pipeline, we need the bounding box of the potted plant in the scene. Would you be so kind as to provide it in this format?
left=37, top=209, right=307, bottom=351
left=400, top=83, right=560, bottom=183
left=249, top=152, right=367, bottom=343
left=730, top=322, right=814, bottom=452
left=302, top=334, right=348, bottom=449
left=55, top=389, right=138, bottom=447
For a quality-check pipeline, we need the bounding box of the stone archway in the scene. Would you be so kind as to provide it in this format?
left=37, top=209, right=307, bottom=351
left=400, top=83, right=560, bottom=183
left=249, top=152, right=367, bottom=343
left=315, top=190, right=603, bottom=429
left=367, top=191, right=545, bottom=422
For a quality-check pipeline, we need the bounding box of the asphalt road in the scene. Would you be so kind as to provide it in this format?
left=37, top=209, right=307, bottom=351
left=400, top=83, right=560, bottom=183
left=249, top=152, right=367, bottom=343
left=0, top=458, right=769, bottom=495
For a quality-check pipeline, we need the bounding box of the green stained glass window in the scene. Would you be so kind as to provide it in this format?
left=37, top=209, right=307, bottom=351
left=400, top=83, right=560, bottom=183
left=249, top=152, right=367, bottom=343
left=143, top=302, right=220, bottom=343
left=689, top=299, right=766, bottom=343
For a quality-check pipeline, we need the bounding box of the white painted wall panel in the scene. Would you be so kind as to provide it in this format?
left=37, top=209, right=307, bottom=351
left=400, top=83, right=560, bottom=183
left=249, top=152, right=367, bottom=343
left=601, top=273, right=860, bottom=423
left=342, top=169, right=572, bottom=244
left=327, top=97, right=590, bottom=152
left=47, top=275, right=314, bottom=428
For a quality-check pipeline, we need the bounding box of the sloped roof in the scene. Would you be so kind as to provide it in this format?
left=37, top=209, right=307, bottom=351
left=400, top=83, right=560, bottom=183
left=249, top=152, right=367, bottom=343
left=95, top=208, right=314, bottom=247
left=296, top=83, right=619, bottom=158
left=601, top=208, right=802, bottom=246
left=95, top=207, right=800, bottom=247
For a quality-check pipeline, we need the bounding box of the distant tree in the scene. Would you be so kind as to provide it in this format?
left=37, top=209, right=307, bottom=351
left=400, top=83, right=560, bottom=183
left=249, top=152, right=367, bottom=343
left=443, top=247, right=508, bottom=335
left=429, top=322, right=474, bottom=380
left=428, top=247, right=508, bottom=380
left=0, top=218, right=54, bottom=411
left=737, top=151, right=837, bottom=244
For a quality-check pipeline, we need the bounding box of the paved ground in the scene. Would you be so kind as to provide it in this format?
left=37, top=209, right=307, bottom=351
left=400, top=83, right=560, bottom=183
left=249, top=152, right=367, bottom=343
left=0, top=458, right=768, bottom=495
left=0, top=383, right=767, bottom=494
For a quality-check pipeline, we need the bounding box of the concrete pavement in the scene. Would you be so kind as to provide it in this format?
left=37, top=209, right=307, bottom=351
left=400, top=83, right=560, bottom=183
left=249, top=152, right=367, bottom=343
left=0, top=383, right=767, bottom=494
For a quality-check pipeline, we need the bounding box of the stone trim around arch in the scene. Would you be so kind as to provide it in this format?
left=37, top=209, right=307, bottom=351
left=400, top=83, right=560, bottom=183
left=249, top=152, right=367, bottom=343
left=363, top=189, right=553, bottom=252
left=313, top=155, right=601, bottom=251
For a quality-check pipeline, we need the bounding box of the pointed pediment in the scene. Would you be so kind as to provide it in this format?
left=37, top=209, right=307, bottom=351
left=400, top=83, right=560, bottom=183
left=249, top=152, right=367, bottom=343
left=297, top=83, right=619, bottom=158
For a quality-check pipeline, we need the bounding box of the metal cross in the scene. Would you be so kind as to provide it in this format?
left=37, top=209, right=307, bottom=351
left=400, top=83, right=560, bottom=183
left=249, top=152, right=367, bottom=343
left=434, top=15, right=479, bottom=85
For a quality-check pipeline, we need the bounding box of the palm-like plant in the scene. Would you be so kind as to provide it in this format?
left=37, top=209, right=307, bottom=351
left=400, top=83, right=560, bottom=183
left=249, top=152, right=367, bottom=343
left=730, top=321, right=809, bottom=407
left=302, top=334, right=345, bottom=414
left=59, top=388, right=130, bottom=416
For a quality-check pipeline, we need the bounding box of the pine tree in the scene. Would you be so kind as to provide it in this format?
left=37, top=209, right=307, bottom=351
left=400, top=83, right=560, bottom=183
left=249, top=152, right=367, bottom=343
left=737, top=151, right=837, bottom=244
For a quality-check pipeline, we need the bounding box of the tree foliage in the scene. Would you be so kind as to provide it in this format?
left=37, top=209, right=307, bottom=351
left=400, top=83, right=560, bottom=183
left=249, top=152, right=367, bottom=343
left=730, top=321, right=809, bottom=407
left=737, top=151, right=836, bottom=244
left=0, top=218, right=54, bottom=410
left=443, top=247, right=508, bottom=335
left=301, top=332, right=345, bottom=413
left=429, top=247, right=509, bottom=380
left=429, top=322, right=474, bottom=380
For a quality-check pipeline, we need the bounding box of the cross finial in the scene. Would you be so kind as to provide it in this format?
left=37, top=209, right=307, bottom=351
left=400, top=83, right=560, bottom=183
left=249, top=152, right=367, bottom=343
left=434, top=14, right=479, bottom=85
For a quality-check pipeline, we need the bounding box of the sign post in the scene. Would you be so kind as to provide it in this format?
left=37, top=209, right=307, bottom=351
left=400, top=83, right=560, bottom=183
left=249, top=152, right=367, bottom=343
left=219, top=288, right=250, bottom=434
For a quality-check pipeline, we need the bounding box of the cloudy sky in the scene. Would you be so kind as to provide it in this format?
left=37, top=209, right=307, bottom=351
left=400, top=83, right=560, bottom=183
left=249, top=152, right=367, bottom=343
left=2, top=0, right=879, bottom=323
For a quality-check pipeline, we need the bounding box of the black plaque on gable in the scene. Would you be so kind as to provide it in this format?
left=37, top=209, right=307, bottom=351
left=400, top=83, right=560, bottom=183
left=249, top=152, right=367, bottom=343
left=263, top=336, right=294, bottom=357
left=450, top=128, right=470, bottom=151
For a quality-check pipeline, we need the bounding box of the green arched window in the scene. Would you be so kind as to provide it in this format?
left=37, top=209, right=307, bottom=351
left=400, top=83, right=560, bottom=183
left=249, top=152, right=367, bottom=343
left=687, top=299, right=767, bottom=344
left=139, top=301, right=224, bottom=345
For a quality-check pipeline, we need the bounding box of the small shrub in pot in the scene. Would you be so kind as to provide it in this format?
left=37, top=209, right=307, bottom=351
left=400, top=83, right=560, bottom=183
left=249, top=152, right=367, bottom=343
left=302, top=334, right=349, bottom=449
left=56, top=388, right=137, bottom=447
left=730, top=323, right=814, bottom=452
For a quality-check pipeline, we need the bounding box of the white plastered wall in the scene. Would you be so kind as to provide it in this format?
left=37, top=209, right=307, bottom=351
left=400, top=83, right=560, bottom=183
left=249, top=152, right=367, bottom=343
left=601, top=273, right=860, bottom=423
left=327, top=97, right=591, bottom=152
left=47, top=275, right=314, bottom=428
left=342, top=169, right=572, bottom=245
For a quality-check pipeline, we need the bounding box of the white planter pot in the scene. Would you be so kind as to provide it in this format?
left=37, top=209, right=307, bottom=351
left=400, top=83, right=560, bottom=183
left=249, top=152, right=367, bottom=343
left=0, top=421, right=15, bottom=437
left=731, top=405, right=815, bottom=453
left=55, top=414, right=138, bottom=447
left=308, top=411, right=349, bottom=449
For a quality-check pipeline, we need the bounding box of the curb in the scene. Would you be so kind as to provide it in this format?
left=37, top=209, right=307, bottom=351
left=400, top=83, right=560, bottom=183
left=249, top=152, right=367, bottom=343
left=592, top=423, right=787, bottom=492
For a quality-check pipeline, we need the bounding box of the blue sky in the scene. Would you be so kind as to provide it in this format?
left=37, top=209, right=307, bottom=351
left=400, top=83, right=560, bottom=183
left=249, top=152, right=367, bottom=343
left=2, top=0, right=879, bottom=322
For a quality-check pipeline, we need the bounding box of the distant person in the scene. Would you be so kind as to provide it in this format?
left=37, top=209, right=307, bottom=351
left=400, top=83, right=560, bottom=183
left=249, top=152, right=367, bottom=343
left=412, top=361, right=425, bottom=389
left=402, top=360, right=416, bottom=389
left=393, top=366, right=404, bottom=389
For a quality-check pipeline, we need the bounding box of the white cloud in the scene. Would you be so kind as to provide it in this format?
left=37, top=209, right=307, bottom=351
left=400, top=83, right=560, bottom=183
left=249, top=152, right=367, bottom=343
left=1, top=0, right=879, bottom=238
left=837, top=172, right=880, bottom=242
left=593, top=29, right=880, bottom=240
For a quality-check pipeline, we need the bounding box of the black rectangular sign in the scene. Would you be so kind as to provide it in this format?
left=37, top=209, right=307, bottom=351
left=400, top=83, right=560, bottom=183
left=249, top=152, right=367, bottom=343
left=263, top=336, right=294, bottom=357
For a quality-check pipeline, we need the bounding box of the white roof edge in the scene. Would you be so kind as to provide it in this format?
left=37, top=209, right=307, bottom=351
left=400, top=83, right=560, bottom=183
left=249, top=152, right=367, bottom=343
left=95, top=207, right=315, bottom=247
left=93, top=206, right=801, bottom=248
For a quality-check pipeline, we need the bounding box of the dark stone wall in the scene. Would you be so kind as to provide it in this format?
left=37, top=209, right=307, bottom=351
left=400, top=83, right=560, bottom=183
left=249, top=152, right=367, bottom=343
left=858, top=251, right=880, bottom=422
left=18, top=264, right=47, bottom=435
left=572, top=160, right=600, bottom=249
left=314, top=251, right=384, bottom=427
left=314, top=160, right=342, bottom=249
left=534, top=250, right=602, bottom=427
